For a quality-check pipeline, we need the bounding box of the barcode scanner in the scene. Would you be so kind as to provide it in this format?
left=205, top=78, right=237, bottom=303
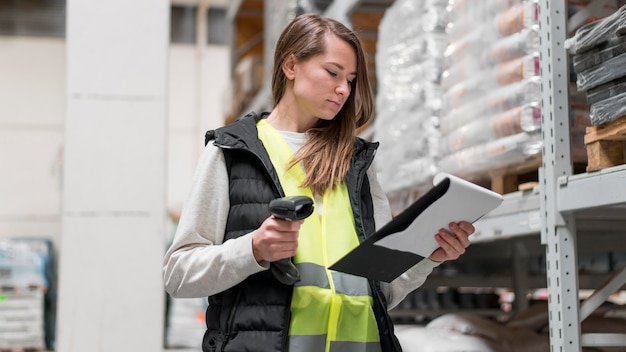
left=268, top=195, right=315, bottom=285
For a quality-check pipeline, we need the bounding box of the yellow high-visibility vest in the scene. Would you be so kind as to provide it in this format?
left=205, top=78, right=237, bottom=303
left=257, top=119, right=381, bottom=352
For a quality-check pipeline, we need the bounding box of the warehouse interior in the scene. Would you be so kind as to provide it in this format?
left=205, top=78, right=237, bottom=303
left=1, top=0, right=626, bottom=351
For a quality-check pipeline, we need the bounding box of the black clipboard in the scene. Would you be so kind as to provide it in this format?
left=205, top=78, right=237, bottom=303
left=329, top=173, right=504, bottom=282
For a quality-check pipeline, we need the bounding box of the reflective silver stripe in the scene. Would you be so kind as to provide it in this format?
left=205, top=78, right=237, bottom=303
left=332, top=271, right=371, bottom=296
left=330, top=341, right=382, bottom=352
left=295, top=263, right=371, bottom=297
left=295, top=262, right=330, bottom=288
left=288, top=336, right=382, bottom=352
left=288, top=334, right=326, bottom=352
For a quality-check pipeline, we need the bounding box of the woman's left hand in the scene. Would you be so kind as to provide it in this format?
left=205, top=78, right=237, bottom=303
left=428, top=221, right=475, bottom=263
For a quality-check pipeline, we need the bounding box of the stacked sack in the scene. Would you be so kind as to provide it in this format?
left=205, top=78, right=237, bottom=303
left=438, top=0, right=544, bottom=176
left=374, top=0, right=449, bottom=198
left=568, top=4, right=626, bottom=126
left=438, top=0, right=597, bottom=176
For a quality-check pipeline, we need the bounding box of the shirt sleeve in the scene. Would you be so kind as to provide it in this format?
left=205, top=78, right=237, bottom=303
left=162, top=142, right=267, bottom=298
left=367, top=167, right=441, bottom=310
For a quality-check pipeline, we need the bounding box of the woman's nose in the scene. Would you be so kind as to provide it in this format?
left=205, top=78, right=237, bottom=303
left=336, top=81, right=349, bottom=96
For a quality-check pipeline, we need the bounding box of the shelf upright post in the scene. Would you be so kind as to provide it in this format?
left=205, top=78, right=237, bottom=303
left=538, top=0, right=581, bottom=350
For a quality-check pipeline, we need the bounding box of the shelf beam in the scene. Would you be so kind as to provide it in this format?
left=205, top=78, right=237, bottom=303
left=582, top=334, right=626, bottom=348
left=558, top=165, right=626, bottom=212
left=473, top=190, right=541, bottom=242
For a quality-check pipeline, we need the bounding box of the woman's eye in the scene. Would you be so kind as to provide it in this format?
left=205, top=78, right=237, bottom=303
left=326, top=69, right=337, bottom=77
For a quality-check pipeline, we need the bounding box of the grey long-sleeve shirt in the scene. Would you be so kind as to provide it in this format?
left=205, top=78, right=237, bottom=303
left=162, top=129, right=440, bottom=310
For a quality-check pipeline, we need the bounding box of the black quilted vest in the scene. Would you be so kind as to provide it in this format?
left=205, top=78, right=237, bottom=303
left=202, top=112, right=402, bottom=352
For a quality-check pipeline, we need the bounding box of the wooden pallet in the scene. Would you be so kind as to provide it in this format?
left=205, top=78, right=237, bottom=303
left=454, top=155, right=544, bottom=195
left=487, top=156, right=542, bottom=194
left=462, top=155, right=589, bottom=195
left=584, top=115, right=626, bottom=172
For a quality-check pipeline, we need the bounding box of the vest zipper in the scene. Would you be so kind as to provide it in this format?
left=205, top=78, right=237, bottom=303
left=220, top=289, right=241, bottom=351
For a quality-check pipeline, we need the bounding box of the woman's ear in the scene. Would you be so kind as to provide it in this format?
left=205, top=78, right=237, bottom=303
left=282, top=54, right=297, bottom=80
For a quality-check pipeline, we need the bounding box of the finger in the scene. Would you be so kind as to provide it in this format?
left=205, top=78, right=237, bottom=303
left=271, top=242, right=299, bottom=259
left=272, top=219, right=303, bottom=232
left=436, top=229, right=466, bottom=255
left=433, top=236, right=458, bottom=261
left=448, top=223, right=472, bottom=247
left=272, top=244, right=298, bottom=255
left=452, top=221, right=474, bottom=237
left=276, top=229, right=300, bottom=242
left=451, top=225, right=470, bottom=248
left=459, top=221, right=475, bottom=234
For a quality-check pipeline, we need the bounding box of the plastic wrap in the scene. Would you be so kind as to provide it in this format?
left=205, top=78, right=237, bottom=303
left=442, top=53, right=539, bottom=110
left=442, top=40, right=539, bottom=90
left=382, top=55, right=445, bottom=85
left=441, top=76, right=541, bottom=134
left=572, top=37, right=626, bottom=73
left=445, top=3, right=538, bottom=68
left=567, top=4, right=626, bottom=125
left=382, top=34, right=448, bottom=66
left=448, top=0, right=538, bottom=42
left=575, top=50, right=626, bottom=90
left=374, top=0, right=448, bottom=192
left=442, top=103, right=541, bottom=154
left=438, top=132, right=543, bottom=176
left=441, top=110, right=590, bottom=173
left=439, top=0, right=550, bottom=178
left=447, top=0, right=525, bottom=42
left=379, top=156, right=441, bottom=195
left=565, top=4, right=626, bottom=55
left=484, top=25, right=540, bottom=65
left=375, top=110, right=441, bottom=193
left=495, top=0, right=539, bottom=36
left=444, top=27, right=494, bottom=68
left=422, top=4, right=449, bottom=32
left=376, top=80, right=443, bottom=114
left=586, top=75, right=626, bottom=104
left=589, top=91, right=626, bottom=125
left=0, top=241, right=47, bottom=289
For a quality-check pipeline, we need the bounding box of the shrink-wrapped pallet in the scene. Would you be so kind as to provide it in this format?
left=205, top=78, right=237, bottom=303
left=567, top=4, right=626, bottom=125
left=439, top=0, right=546, bottom=176
left=374, top=0, right=448, bottom=194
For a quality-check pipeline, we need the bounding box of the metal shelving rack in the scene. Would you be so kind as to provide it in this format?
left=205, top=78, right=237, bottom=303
left=472, top=1, right=626, bottom=350
left=539, top=0, right=626, bottom=349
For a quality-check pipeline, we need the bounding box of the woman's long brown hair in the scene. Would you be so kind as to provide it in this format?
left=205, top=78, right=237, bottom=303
left=271, top=13, right=374, bottom=195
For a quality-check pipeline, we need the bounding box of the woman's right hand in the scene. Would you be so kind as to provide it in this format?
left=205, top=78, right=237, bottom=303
left=251, top=216, right=303, bottom=264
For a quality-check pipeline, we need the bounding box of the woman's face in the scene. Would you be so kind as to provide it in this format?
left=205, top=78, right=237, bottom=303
left=289, top=34, right=357, bottom=122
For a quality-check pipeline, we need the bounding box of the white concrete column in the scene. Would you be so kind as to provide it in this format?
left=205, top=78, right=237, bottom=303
left=58, top=1, right=169, bottom=351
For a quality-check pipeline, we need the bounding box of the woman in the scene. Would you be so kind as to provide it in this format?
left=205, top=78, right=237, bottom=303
left=163, top=13, right=475, bottom=352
